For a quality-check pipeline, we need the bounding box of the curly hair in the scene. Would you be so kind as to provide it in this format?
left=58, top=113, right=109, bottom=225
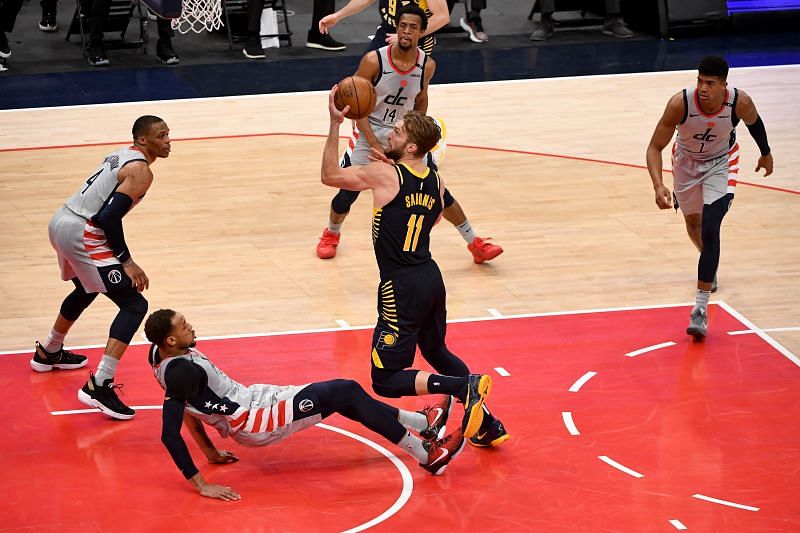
left=698, top=56, right=729, bottom=81
left=144, top=308, right=176, bottom=347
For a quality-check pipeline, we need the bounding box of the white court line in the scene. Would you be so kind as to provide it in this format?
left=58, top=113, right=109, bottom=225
left=562, top=412, right=579, bottom=436
left=487, top=308, right=503, bottom=318
left=0, top=301, right=700, bottom=355
left=669, top=519, right=688, bottom=530
left=692, top=493, right=759, bottom=512
left=597, top=455, right=644, bottom=478
left=52, top=405, right=161, bottom=415
left=494, top=367, right=510, bottom=377
left=335, top=319, right=351, bottom=329
left=728, top=326, right=800, bottom=336
left=568, top=371, right=597, bottom=392
left=717, top=300, right=800, bottom=368
left=625, top=341, right=676, bottom=358
left=48, top=405, right=413, bottom=532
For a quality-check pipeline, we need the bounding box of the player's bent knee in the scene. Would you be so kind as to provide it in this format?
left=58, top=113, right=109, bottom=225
left=60, top=279, right=99, bottom=321
left=107, top=288, right=148, bottom=344
left=331, top=189, right=360, bottom=215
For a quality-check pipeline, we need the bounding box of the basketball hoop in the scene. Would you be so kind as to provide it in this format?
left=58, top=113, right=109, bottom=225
left=170, top=0, right=223, bottom=34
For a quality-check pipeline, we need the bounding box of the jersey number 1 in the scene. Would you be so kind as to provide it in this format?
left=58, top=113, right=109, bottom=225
left=403, top=214, right=424, bottom=252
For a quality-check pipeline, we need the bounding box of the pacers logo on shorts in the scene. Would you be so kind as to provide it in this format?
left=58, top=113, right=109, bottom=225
left=377, top=330, right=398, bottom=350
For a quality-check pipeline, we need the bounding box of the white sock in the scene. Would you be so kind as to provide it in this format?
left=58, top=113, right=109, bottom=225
left=43, top=329, right=66, bottom=353
left=456, top=219, right=476, bottom=244
left=397, top=431, right=429, bottom=463
left=95, top=355, right=120, bottom=384
left=693, top=289, right=711, bottom=313
left=397, top=409, right=428, bottom=432
left=327, top=221, right=343, bottom=234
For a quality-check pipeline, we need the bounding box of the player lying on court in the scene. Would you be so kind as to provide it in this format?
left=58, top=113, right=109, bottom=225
left=145, top=309, right=491, bottom=500
left=321, top=89, right=508, bottom=448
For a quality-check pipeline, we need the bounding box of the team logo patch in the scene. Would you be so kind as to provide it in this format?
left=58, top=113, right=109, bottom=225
left=298, top=399, right=314, bottom=413
left=107, top=269, right=123, bottom=284
left=377, top=331, right=399, bottom=349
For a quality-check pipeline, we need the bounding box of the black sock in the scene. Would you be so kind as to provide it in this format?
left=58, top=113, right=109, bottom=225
left=427, top=374, right=468, bottom=400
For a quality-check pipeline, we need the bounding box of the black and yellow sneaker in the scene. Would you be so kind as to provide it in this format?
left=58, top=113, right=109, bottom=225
left=461, top=374, right=492, bottom=439
left=469, top=419, right=510, bottom=448
left=78, top=372, right=135, bottom=420
left=30, top=341, right=88, bottom=372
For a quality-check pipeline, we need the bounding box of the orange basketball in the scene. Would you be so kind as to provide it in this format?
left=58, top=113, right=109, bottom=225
left=335, top=76, right=377, bottom=120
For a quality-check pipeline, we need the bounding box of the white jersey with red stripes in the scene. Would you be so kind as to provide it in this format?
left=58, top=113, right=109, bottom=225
left=64, top=146, right=147, bottom=220
left=369, top=45, right=426, bottom=130
left=151, top=346, right=316, bottom=446
left=675, top=87, right=738, bottom=161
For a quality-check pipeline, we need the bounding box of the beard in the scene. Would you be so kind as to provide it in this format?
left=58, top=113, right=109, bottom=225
left=385, top=145, right=404, bottom=161
left=397, top=40, right=412, bottom=51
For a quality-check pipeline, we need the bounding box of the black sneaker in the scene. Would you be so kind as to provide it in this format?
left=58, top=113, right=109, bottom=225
left=420, top=429, right=465, bottom=476
left=156, top=39, right=179, bottom=65
left=30, top=341, right=88, bottom=372
left=243, top=36, right=265, bottom=59
left=39, top=11, right=58, bottom=32
left=78, top=372, right=135, bottom=420
left=469, top=418, right=510, bottom=448
left=306, top=31, right=346, bottom=51
left=461, top=374, right=492, bottom=439
left=418, top=395, right=452, bottom=440
left=87, top=44, right=110, bottom=66
left=0, top=32, right=10, bottom=59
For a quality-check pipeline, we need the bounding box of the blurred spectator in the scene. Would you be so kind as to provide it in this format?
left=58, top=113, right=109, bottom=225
left=37, top=0, right=179, bottom=65
left=308, top=0, right=345, bottom=50
left=242, top=0, right=267, bottom=59
left=530, top=0, right=633, bottom=41
left=447, top=0, right=488, bottom=43
left=1, top=0, right=24, bottom=59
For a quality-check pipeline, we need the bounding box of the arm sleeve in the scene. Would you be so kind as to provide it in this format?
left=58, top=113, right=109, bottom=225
left=91, top=191, right=134, bottom=264
left=161, top=398, right=200, bottom=479
left=746, top=116, right=771, bottom=156
left=160, top=359, right=206, bottom=479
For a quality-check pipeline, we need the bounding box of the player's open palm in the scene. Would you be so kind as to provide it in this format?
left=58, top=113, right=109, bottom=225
left=199, top=483, right=241, bottom=501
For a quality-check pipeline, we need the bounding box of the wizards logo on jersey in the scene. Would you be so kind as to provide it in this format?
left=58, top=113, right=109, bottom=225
left=377, top=330, right=399, bottom=349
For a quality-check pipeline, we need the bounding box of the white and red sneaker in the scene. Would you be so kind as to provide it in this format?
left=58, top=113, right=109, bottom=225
left=420, top=429, right=465, bottom=476
left=418, top=395, right=452, bottom=440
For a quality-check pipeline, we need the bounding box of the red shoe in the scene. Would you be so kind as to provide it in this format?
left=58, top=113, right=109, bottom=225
left=420, top=429, right=466, bottom=476
left=418, top=395, right=452, bottom=440
left=467, top=236, right=503, bottom=264
left=316, top=228, right=341, bottom=259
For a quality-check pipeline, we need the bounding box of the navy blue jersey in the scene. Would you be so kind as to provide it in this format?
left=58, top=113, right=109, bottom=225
left=372, top=163, right=442, bottom=278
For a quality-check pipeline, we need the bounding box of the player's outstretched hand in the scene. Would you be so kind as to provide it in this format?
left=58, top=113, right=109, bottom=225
left=199, top=483, right=241, bottom=502
left=756, top=153, right=773, bottom=177
left=385, top=32, right=398, bottom=46
left=368, top=147, right=392, bottom=164
left=654, top=184, right=672, bottom=210
left=329, top=85, right=349, bottom=124
left=209, top=450, right=239, bottom=464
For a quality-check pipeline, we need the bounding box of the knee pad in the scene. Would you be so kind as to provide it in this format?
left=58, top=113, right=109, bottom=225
left=106, top=287, right=148, bottom=344
left=331, top=189, right=361, bottom=215
left=59, top=278, right=99, bottom=321
left=442, top=187, right=455, bottom=209
left=420, top=345, right=469, bottom=377
left=698, top=194, right=731, bottom=283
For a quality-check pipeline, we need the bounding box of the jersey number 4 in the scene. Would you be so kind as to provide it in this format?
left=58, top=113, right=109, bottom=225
left=81, top=168, right=103, bottom=194
left=403, top=214, right=424, bottom=252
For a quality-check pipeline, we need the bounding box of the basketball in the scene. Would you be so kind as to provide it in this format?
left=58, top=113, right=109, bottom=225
left=335, top=76, right=376, bottom=120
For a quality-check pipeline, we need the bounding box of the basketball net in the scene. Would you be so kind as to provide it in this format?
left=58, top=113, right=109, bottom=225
left=171, top=0, right=223, bottom=34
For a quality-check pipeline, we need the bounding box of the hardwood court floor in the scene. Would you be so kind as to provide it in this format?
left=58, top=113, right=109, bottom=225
left=1, top=66, right=797, bottom=355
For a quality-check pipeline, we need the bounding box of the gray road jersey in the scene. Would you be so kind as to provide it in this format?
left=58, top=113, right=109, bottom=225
left=675, top=87, right=738, bottom=161
left=368, top=45, right=427, bottom=130
left=63, top=146, right=147, bottom=219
